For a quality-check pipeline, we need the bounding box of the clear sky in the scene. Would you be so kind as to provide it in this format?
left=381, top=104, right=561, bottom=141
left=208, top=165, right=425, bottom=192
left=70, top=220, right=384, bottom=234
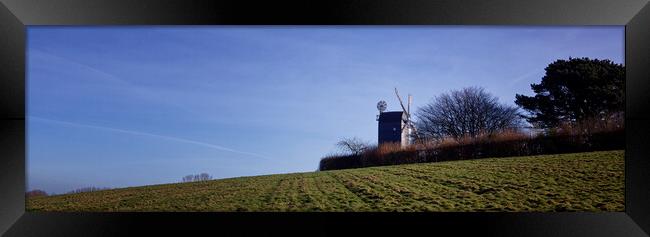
left=27, top=26, right=624, bottom=194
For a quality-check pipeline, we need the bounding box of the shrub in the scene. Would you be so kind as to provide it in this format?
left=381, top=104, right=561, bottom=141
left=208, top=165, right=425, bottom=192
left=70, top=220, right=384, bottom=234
left=26, top=189, right=48, bottom=198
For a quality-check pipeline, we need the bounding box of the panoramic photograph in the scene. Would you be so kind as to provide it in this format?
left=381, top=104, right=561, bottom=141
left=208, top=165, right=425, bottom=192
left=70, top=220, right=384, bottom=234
left=26, top=26, right=624, bottom=212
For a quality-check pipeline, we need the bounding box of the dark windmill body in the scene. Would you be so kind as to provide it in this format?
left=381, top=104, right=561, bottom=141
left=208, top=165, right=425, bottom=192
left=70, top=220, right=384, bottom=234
left=376, top=88, right=420, bottom=147
left=377, top=111, right=409, bottom=145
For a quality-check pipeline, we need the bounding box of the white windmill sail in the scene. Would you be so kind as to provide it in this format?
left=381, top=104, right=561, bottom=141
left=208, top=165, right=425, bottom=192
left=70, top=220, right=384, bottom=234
left=394, top=88, right=420, bottom=144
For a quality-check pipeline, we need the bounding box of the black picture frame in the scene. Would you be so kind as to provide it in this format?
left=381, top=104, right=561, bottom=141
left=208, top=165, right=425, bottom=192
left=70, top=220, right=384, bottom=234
left=1, top=0, right=649, bottom=236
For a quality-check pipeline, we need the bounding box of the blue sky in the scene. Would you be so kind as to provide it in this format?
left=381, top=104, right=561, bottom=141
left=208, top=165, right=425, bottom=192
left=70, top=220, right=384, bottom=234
left=27, top=26, right=624, bottom=194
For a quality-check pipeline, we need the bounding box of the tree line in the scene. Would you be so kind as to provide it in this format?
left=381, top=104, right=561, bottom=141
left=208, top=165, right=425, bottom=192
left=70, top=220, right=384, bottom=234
left=181, top=173, right=213, bottom=182
left=26, top=186, right=112, bottom=198
left=26, top=172, right=216, bottom=198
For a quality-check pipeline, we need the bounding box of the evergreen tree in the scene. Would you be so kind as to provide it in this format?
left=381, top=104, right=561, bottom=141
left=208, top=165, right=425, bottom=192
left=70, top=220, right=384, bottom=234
left=515, top=57, right=624, bottom=129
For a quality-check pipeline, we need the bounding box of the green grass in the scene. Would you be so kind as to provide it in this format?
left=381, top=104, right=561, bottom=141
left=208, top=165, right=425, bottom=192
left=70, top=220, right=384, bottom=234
left=27, top=150, right=624, bottom=212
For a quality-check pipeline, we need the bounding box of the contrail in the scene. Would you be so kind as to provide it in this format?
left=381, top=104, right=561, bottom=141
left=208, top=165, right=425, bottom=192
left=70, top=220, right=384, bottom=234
left=28, top=116, right=271, bottom=160
left=29, top=49, right=196, bottom=115
left=508, top=68, right=542, bottom=87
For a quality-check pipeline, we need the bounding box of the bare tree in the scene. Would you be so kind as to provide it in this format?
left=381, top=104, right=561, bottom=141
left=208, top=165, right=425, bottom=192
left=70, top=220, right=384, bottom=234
left=415, top=87, right=522, bottom=141
left=198, top=173, right=212, bottom=181
left=67, top=186, right=111, bottom=194
left=182, top=175, right=194, bottom=182
left=181, top=173, right=213, bottom=182
left=336, top=137, right=370, bottom=155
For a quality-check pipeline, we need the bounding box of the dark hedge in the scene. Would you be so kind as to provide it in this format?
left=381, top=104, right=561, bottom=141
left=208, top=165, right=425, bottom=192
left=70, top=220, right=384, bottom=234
left=318, top=130, right=624, bottom=171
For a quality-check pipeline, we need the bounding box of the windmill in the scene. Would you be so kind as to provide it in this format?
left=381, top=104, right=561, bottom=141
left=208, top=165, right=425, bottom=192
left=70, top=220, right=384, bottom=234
left=394, top=88, right=420, bottom=144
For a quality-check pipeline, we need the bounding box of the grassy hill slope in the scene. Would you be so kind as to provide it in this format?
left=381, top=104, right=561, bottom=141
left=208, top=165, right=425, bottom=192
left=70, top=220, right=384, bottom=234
left=27, top=150, right=624, bottom=212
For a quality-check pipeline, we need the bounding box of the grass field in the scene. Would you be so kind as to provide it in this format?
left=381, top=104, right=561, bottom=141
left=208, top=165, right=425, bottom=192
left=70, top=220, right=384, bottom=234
left=27, top=150, right=624, bottom=212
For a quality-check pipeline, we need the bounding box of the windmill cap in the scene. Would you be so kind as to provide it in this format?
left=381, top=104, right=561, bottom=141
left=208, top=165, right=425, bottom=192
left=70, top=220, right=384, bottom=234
left=377, top=111, right=406, bottom=122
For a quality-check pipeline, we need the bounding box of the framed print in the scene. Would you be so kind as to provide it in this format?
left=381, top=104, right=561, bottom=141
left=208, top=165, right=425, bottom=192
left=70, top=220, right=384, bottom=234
left=1, top=0, right=649, bottom=236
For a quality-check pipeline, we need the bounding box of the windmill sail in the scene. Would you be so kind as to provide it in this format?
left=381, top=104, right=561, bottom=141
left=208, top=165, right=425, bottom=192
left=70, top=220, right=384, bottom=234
left=394, top=88, right=421, bottom=143
left=394, top=88, right=409, bottom=116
